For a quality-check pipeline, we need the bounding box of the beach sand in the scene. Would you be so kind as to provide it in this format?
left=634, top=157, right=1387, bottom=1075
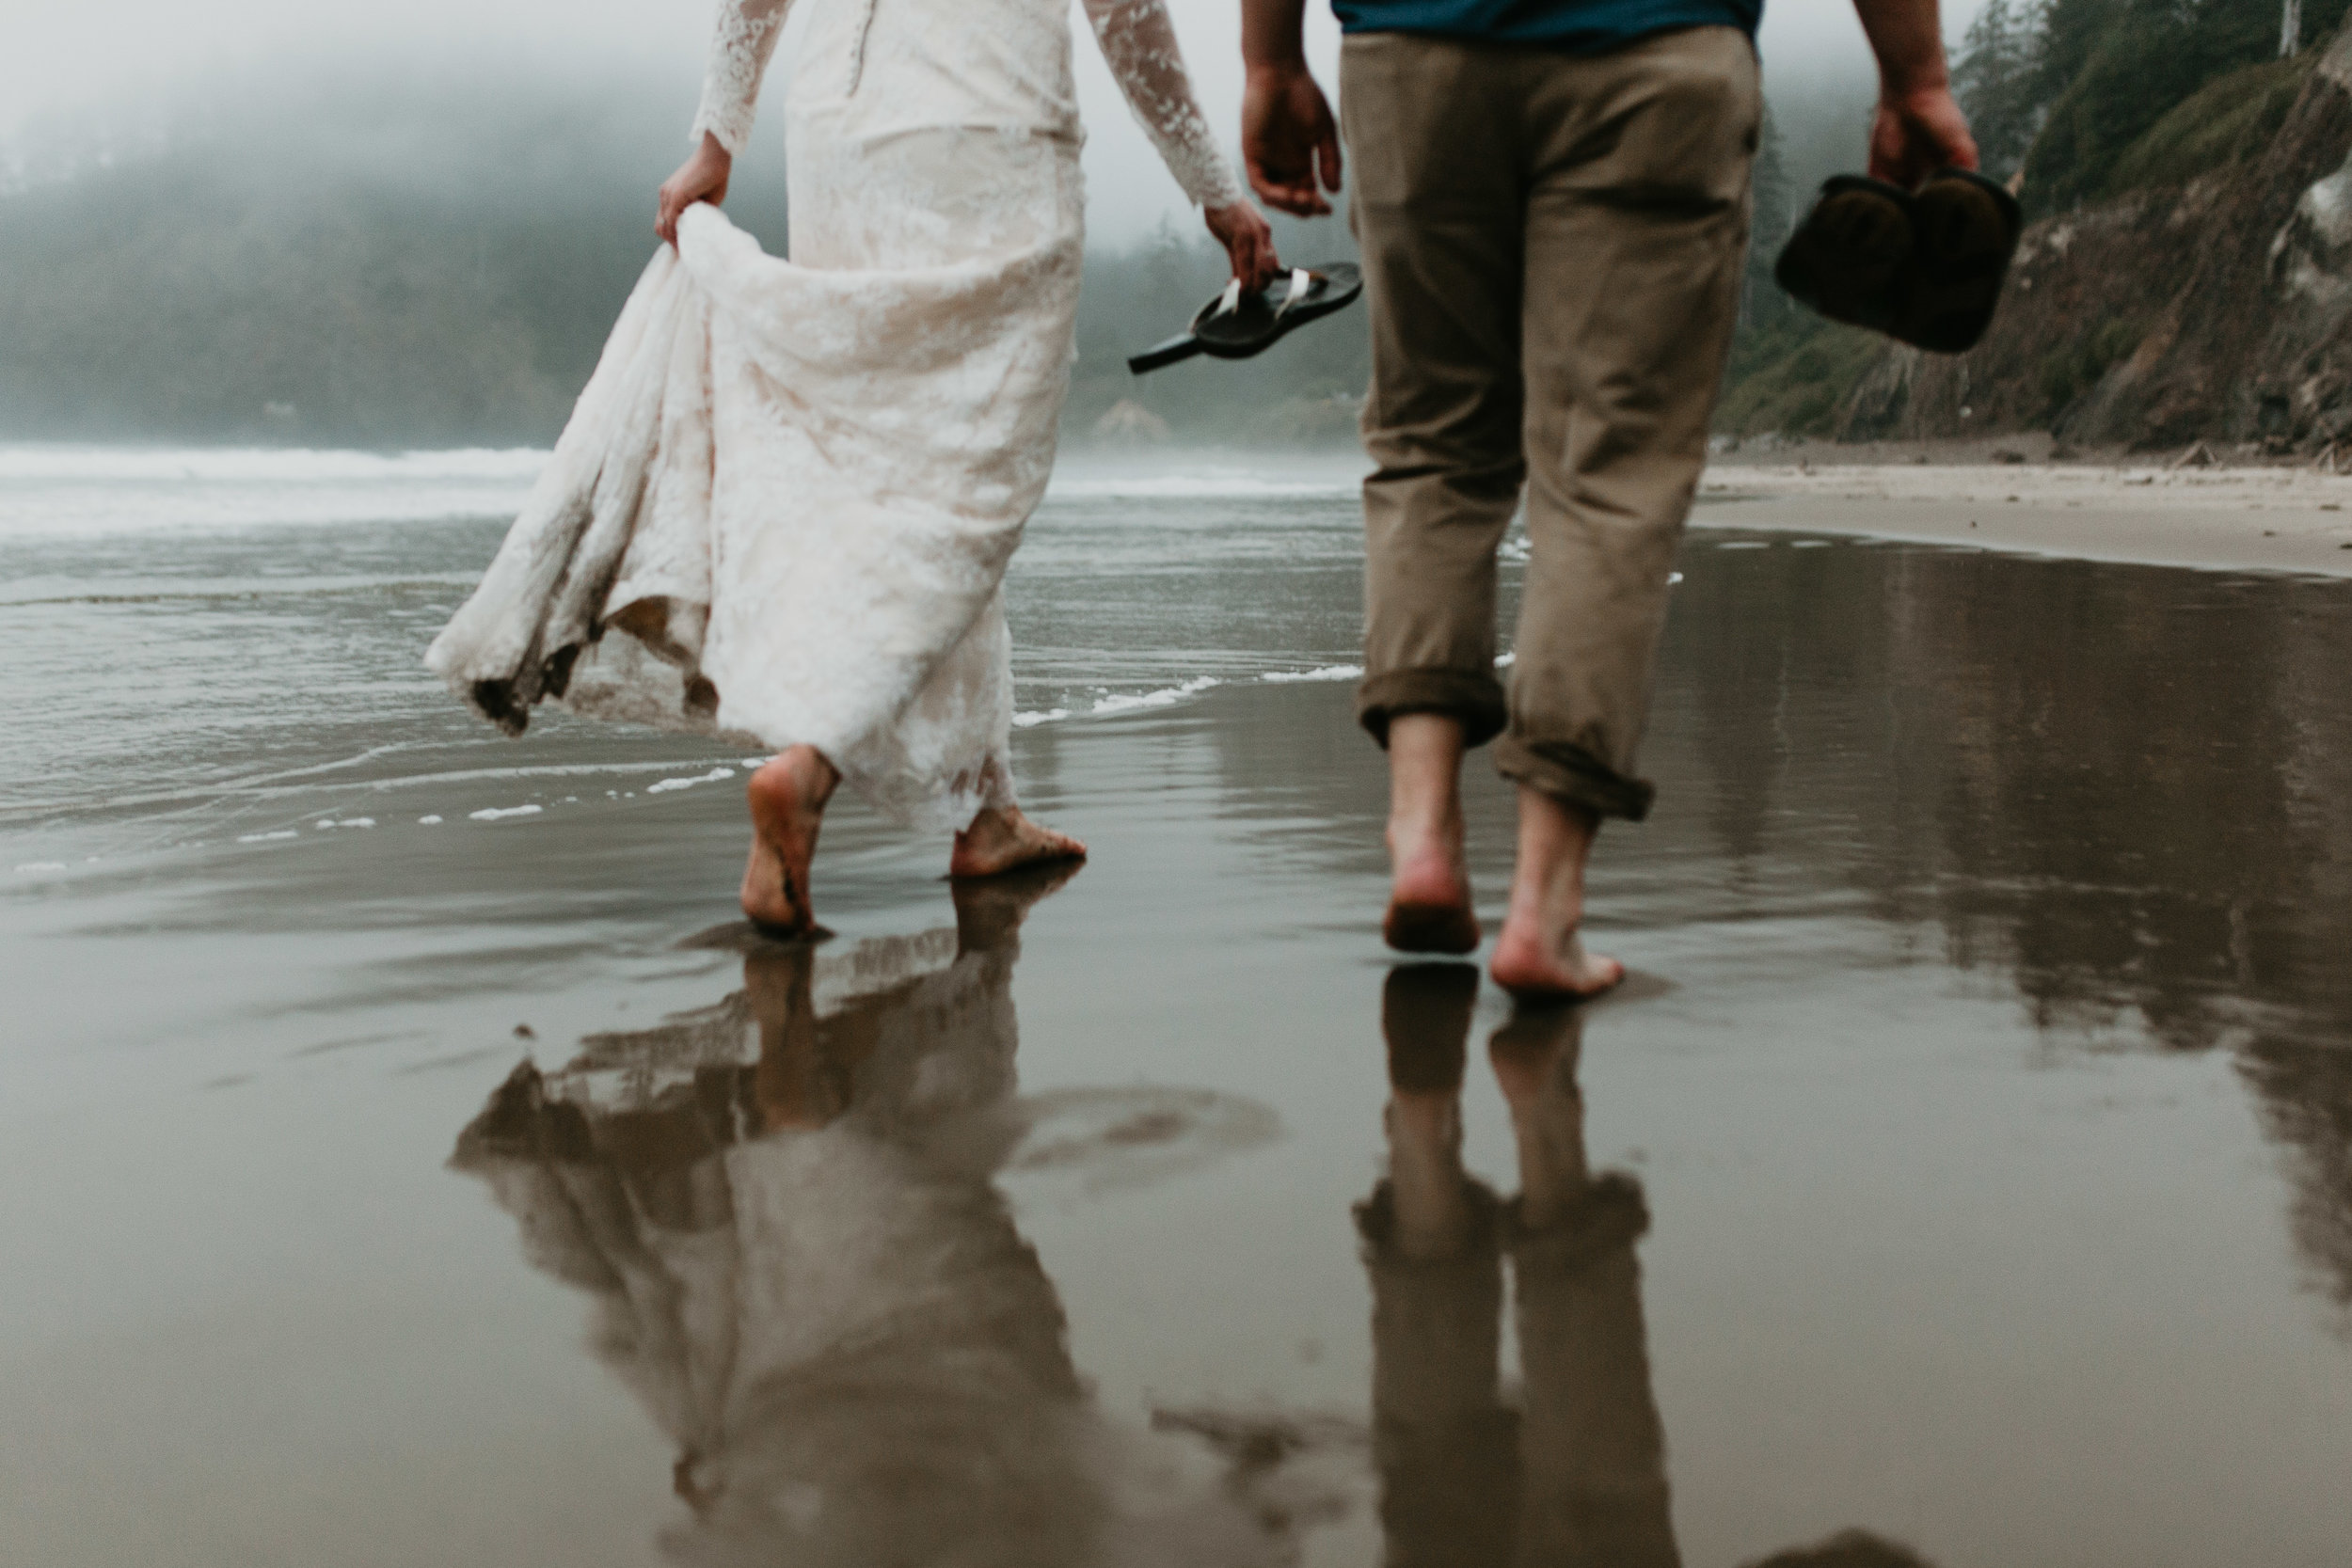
left=1701, top=454, right=2352, bottom=575
left=5, top=456, right=2352, bottom=1566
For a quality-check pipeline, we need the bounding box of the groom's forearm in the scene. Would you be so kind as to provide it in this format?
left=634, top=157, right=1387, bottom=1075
left=1242, top=0, right=1312, bottom=70
left=1850, top=0, right=1950, bottom=97
left=1850, top=0, right=1977, bottom=181
left=1240, top=0, right=1340, bottom=213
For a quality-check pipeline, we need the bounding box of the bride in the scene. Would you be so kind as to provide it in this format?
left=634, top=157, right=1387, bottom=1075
left=427, top=0, right=1276, bottom=931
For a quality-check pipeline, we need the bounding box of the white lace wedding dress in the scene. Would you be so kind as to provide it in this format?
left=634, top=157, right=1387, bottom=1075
left=425, top=0, right=1243, bottom=829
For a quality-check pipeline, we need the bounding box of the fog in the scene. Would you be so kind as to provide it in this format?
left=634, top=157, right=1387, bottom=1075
left=2, top=0, right=1964, bottom=244
left=0, top=50, right=1375, bottom=445
left=0, top=0, right=1976, bottom=445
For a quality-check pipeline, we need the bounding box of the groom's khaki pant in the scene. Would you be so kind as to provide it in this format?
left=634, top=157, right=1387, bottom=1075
left=1343, top=26, right=1759, bottom=820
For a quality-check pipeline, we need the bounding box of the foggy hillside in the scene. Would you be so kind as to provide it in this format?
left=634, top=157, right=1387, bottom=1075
left=1840, top=7, right=2352, bottom=451
left=0, top=65, right=771, bottom=448
left=1722, top=0, right=2352, bottom=443
left=0, top=60, right=1368, bottom=449
left=0, top=52, right=1883, bottom=450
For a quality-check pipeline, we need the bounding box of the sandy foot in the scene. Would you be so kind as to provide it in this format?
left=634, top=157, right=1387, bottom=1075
left=1488, top=919, right=1623, bottom=1001
left=1383, top=838, right=1480, bottom=956
left=950, top=805, right=1087, bottom=879
left=1488, top=795, right=1622, bottom=1000
left=740, top=747, right=835, bottom=936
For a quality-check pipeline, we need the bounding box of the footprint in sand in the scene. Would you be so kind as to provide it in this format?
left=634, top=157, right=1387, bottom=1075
left=1009, top=1085, right=1280, bottom=1195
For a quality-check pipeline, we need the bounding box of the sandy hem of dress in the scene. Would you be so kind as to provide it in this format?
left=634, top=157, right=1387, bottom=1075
left=423, top=210, right=1064, bottom=835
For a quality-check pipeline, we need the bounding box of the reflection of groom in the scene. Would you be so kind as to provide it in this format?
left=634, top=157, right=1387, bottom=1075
left=1242, top=0, right=1977, bottom=998
left=1368, top=969, right=1945, bottom=1568
left=1366, top=968, right=1677, bottom=1567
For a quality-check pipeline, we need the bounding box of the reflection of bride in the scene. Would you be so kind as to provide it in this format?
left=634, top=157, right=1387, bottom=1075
left=452, top=872, right=1285, bottom=1565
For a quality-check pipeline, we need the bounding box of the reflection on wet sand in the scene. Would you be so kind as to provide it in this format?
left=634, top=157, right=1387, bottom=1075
left=1192, top=542, right=2352, bottom=1338
left=1367, top=967, right=1939, bottom=1568
left=1672, top=549, right=2352, bottom=1322
left=450, top=867, right=1293, bottom=1566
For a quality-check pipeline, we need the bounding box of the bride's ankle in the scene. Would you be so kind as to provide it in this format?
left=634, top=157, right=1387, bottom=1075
left=955, top=810, right=1007, bottom=857
left=759, top=746, right=839, bottom=811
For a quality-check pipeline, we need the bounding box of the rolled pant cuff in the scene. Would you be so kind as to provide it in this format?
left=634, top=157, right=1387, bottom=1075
left=1503, top=1171, right=1650, bottom=1265
left=1358, top=668, right=1509, bottom=750
left=1493, top=735, right=1657, bottom=822
left=1355, top=1177, right=1505, bottom=1268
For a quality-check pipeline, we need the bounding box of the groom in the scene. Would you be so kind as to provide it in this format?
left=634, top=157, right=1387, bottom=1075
left=1241, top=0, right=1975, bottom=995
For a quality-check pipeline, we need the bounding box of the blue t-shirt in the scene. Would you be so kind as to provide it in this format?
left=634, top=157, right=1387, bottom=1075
left=1331, top=0, right=1762, bottom=50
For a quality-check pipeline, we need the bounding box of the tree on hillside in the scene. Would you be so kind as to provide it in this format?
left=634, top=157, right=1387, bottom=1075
left=1952, top=0, right=2050, bottom=181
left=1742, top=104, right=1795, bottom=326
left=2020, top=0, right=2352, bottom=213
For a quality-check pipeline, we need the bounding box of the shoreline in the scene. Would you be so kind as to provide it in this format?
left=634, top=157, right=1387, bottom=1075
left=1695, top=461, right=2352, bottom=577
left=12, top=433, right=2352, bottom=578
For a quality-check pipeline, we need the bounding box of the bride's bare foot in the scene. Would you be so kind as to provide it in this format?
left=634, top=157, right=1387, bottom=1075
left=1487, top=787, right=1624, bottom=1001
left=1383, top=714, right=1479, bottom=955
left=741, top=746, right=837, bottom=935
left=949, top=804, right=1087, bottom=879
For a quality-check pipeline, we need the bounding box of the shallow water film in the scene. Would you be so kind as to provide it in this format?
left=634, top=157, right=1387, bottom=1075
left=4, top=450, right=2351, bottom=1567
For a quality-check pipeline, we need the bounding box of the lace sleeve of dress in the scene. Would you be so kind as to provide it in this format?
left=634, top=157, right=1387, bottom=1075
left=689, top=0, right=794, bottom=156
left=1081, top=0, right=1248, bottom=211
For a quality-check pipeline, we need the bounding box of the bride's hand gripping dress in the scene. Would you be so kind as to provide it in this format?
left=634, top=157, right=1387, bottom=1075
left=423, top=0, right=1261, bottom=909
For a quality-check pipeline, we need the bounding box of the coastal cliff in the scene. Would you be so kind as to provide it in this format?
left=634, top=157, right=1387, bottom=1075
left=1837, top=24, right=2352, bottom=451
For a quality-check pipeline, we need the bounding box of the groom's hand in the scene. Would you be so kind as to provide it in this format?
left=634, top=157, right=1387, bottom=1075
left=1851, top=0, right=1979, bottom=187
left=1243, top=62, right=1343, bottom=217
left=1868, top=82, right=1979, bottom=188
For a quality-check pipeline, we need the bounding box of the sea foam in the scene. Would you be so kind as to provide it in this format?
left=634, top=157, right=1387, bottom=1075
left=1090, top=676, right=1219, bottom=715
left=0, top=443, right=546, bottom=539
left=646, top=768, right=736, bottom=794
left=1048, top=474, right=1357, bottom=500
left=0, top=446, right=547, bottom=483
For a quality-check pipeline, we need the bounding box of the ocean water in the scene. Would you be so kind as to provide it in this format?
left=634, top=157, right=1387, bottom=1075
left=5, top=444, right=2352, bottom=1568
left=0, top=444, right=1380, bottom=867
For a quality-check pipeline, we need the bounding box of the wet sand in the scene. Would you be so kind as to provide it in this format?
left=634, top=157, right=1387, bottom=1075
left=6, top=468, right=2352, bottom=1566
left=1700, top=460, right=2352, bottom=576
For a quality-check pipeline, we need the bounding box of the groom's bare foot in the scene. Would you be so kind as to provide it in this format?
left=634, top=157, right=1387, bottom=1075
left=1384, top=818, right=1479, bottom=955
left=1487, top=787, right=1623, bottom=1001
left=741, top=746, right=837, bottom=935
left=1382, top=713, right=1478, bottom=954
left=1489, top=922, right=1623, bottom=1000
left=949, top=805, right=1087, bottom=879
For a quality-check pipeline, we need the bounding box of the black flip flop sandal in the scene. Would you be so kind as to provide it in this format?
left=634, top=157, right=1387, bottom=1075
left=1894, top=167, right=2021, bottom=355
left=1774, top=175, right=1916, bottom=338
left=1127, top=263, right=1364, bottom=374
